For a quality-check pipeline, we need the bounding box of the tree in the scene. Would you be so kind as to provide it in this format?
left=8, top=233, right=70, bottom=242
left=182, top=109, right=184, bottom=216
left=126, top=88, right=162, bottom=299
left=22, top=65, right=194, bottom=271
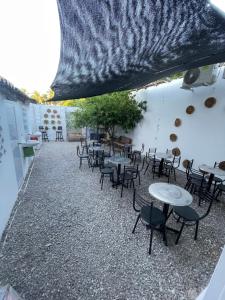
left=71, top=91, right=147, bottom=140
left=21, top=89, right=54, bottom=104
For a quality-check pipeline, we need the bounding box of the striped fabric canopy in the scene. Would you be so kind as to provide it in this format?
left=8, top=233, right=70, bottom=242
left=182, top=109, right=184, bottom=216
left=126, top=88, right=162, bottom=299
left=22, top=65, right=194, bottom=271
left=51, top=0, right=225, bottom=100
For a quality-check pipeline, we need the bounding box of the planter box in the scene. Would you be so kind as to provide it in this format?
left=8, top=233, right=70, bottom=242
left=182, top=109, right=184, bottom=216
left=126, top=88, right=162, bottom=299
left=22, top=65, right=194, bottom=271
left=67, top=132, right=83, bottom=142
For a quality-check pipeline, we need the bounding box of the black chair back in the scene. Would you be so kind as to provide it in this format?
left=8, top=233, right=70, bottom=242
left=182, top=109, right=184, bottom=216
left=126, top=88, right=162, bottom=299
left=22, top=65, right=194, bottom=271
left=132, top=189, right=153, bottom=212
left=198, top=189, right=216, bottom=219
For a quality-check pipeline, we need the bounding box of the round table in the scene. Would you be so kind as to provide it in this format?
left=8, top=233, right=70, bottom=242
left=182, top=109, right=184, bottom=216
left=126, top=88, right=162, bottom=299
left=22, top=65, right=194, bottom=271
left=155, top=152, right=173, bottom=160
left=108, top=156, right=131, bottom=186
left=89, top=146, right=104, bottom=152
left=199, top=164, right=225, bottom=191
left=149, top=183, right=193, bottom=233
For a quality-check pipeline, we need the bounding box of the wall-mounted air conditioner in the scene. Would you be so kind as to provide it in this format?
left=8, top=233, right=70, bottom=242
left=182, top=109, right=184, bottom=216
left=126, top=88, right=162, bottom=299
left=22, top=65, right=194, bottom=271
left=181, top=64, right=219, bottom=90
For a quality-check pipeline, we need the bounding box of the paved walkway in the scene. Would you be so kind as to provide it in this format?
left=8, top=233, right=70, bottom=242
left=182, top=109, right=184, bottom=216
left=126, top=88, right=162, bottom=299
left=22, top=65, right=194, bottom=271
left=0, top=142, right=225, bottom=300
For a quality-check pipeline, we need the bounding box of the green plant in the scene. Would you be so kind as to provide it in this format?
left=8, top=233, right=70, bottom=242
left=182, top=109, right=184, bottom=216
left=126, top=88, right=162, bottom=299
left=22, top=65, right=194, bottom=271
left=71, top=91, right=147, bottom=139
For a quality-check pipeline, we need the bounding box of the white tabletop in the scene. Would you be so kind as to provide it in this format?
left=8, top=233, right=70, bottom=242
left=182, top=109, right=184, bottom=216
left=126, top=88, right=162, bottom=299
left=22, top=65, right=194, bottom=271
left=155, top=152, right=173, bottom=160
left=199, top=164, right=225, bottom=177
left=149, top=183, right=193, bottom=206
left=89, top=146, right=104, bottom=151
left=108, top=156, right=131, bottom=166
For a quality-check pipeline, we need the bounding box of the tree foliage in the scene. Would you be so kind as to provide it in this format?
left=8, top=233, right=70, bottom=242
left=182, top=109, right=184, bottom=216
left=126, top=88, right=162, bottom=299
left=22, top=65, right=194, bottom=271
left=71, top=91, right=147, bottom=138
left=21, top=89, right=54, bottom=104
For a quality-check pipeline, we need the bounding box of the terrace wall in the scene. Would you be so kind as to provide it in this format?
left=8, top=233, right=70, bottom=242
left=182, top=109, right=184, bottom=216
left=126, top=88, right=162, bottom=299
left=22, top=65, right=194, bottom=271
left=0, top=98, right=75, bottom=238
left=131, top=67, right=225, bottom=171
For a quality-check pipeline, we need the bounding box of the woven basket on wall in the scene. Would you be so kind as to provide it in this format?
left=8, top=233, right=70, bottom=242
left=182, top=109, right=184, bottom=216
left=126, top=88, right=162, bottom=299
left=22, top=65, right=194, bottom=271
left=174, top=118, right=181, bottom=127
left=186, top=105, right=195, bottom=114
left=219, top=161, right=225, bottom=170
left=172, top=147, right=181, bottom=156
left=204, top=97, right=216, bottom=108
left=170, top=133, right=177, bottom=142
left=182, top=159, right=190, bottom=169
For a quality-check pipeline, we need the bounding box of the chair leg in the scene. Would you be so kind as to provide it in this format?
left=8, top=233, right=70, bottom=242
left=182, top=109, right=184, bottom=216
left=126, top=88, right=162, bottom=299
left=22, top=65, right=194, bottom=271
left=163, top=227, right=168, bottom=246
left=144, top=164, right=149, bottom=175
left=138, top=173, right=141, bottom=185
left=149, top=228, right=154, bottom=255
left=174, top=169, right=176, bottom=181
left=79, top=158, right=82, bottom=169
left=175, top=221, right=185, bottom=245
left=121, top=182, right=124, bottom=197
left=194, top=221, right=199, bottom=240
left=101, top=175, right=104, bottom=190
left=132, top=214, right=140, bottom=233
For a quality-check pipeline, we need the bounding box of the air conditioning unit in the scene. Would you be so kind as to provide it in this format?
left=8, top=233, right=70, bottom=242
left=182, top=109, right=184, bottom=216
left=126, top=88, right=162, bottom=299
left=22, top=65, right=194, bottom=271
left=181, top=64, right=219, bottom=89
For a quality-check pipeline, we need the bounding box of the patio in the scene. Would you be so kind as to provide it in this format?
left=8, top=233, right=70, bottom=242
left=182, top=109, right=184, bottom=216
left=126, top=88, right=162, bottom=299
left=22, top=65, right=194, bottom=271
left=0, top=142, right=224, bottom=299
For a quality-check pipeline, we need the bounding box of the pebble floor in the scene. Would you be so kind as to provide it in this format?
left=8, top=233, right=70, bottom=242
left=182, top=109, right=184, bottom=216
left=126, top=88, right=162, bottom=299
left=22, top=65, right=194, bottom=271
left=0, top=142, right=225, bottom=300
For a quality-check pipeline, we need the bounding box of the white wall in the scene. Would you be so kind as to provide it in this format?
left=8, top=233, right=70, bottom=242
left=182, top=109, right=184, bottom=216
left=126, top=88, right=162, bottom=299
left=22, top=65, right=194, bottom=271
left=131, top=67, right=225, bottom=170
left=0, top=99, right=77, bottom=237
left=0, top=100, right=19, bottom=235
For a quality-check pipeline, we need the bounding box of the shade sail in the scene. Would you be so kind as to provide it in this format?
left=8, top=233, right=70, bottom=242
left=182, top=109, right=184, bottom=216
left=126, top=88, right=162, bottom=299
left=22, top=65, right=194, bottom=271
left=51, top=0, right=225, bottom=100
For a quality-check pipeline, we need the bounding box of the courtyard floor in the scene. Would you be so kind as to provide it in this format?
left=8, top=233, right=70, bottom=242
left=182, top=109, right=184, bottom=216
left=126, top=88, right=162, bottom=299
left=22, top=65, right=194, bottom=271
left=0, top=142, right=225, bottom=300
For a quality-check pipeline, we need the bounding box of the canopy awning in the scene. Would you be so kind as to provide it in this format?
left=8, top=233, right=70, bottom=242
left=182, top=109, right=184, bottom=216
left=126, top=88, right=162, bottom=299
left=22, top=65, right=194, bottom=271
left=51, top=0, right=225, bottom=100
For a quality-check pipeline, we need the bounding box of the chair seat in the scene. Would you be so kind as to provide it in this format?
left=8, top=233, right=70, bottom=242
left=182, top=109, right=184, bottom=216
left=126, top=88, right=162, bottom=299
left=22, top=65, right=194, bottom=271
left=101, top=168, right=114, bottom=174
left=140, top=206, right=165, bottom=226
left=217, top=183, right=225, bottom=192
left=173, top=206, right=199, bottom=221
left=119, top=173, right=133, bottom=180
left=189, top=173, right=203, bottom=181
left=80, top=154, right=89, bottom=158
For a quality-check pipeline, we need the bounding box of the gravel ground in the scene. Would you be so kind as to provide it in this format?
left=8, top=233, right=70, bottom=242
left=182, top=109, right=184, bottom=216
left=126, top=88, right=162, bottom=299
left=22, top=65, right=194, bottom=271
left=0, top=142, right=225, bottom=300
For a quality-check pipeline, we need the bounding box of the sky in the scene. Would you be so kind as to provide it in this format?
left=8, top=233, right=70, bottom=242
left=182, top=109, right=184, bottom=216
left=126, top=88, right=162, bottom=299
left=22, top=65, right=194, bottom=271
left=0, top=0, right=60, bottom=94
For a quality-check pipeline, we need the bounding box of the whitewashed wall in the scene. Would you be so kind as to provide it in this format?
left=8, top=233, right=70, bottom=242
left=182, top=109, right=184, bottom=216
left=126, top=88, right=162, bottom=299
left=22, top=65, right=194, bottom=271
left=130, top=67, right=225, bottom=170
left=0, top=99, right=76, bottom=237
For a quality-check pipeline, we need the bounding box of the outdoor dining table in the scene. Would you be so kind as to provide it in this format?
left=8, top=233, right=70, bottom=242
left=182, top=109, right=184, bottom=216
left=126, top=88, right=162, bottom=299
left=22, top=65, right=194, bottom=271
left=149, top=182, right=193, bottom=233
left=199, top=164, right=225, bottom=191
left=155, top=152, right=173, bottom=176
left=107, top=156, right=131, bottom=187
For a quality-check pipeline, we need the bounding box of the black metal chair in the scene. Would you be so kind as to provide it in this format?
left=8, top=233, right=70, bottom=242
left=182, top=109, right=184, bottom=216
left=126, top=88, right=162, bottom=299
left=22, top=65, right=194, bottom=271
left=76, top=145, right=89, bottom=169
left=164, top=155, right=181, bottom=183
left=132, top=143, right=144, bottom=164
left=215, top=183, right=225, bottom=200
left=205, top=161, right=225, bottom=194
left=99, top=157, right=114, bottom=190
left=55, top=126, right=64, bottom=141
left=132, top=189, right=167, bottom=255
left=185, top=160, right=207, bottom=195
left=120, top=165, right=139, bottom=197
left=152, top=155, right=162, bottom=179
left=39, top=126, right=49, bottom=142
left=80, top=137, right=88, bottom=154
left=169, top=189, right=216, bottom=245
left=143, top=148, right=157, bottom=174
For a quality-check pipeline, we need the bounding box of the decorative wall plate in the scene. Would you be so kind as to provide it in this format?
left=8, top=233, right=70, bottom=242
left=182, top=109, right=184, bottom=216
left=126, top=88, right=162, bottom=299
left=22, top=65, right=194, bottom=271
left=182, top=159, right=190, bottom=169
left=53, top=109, right=58, bottom=114
left=51, top=120, right=55, bottom=124
left=47, top=109, right=51, bottom=113
left=186, top=105, right=195, bottom=114
left=219, top=161, right=225, bottom=170
left=174, top=118, right=181, bottom=127
left=57, top=115, right=60, bottom=119
left=52, top=126, right=56, bottom=130
left=204, top=97, right=216, bottom=108
left=172, top=147, right=181, bottom=156
left=57, top=120, right=61, bottom=124
left=44, top=113, right=48, bottom=118
left=170, top=133, right=177, bottom=142
left=44, top=120, right=49, bottom=124
left=45, top=126, right=48, bottom=130
left=51, top=114, right=55, bottom=118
